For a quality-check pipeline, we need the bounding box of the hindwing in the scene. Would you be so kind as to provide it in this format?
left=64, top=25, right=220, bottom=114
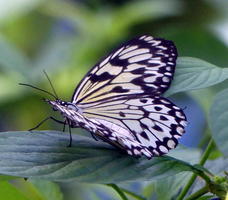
left=79, top=95, right=187, bottom=158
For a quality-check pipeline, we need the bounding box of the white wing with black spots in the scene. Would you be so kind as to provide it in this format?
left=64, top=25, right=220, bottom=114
left=80, top=95, right=187, bottom=158
left=45, top=35, right=187, bottom=159
left=72, top=35, right=177, bottom=105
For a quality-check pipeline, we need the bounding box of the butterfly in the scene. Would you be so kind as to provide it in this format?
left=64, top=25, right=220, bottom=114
left=23, top=35, right=187, bottom=159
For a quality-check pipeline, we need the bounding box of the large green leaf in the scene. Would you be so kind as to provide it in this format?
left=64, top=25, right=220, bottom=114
left=165, top=57, right=228, bottom=96
left=0, top=181, right=29, bottom=200
left=0, top=131, right=197, bottom=183
left=209, top=88, right=228, bottom=157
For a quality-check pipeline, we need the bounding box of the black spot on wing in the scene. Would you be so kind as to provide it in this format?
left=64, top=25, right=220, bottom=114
left=160, top=115, right=168, bottom=121
left=154, top=106, right=162, bottom=111
left=153, top=124, right=163, bottom=132
left=170, top=124, right=181, bottom=136
left=140, top=122, right=148, bottom=129
left=110, top=57, right=128, bottom=66
left=119, top=111, right=125, bottom=117
left=111, top=86, right=129, bottom=93
left=143, top=110, right=150, bottom=117
left=140, top=99, right=148, bottom=103
left=90, top=72, right=114, bottom=82
left=131, top=68, right=146, bottom=74
left=140, top=131, right=150, bottom=140
left=131, top=77, right=157, bottom=93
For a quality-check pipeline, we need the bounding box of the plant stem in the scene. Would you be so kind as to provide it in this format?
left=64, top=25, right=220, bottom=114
left=184, top=186, right=208, bottom=200
left=176, top=139, right=214, bottom=200
left=199, top=139, right=214, bottom=166
left=121, top=188, right=146, bottom=200
left=176, top=174, right=198, bottom=200
left=107, top=184, right=129, bottom=200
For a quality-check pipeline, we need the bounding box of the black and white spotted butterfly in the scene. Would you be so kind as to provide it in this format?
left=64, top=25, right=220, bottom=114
left=24, top=35, right=187, bottom=159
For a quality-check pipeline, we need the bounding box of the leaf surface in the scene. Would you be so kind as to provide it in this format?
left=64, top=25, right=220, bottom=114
left=166, top=57, right=228, bottom=96
left=0, top=131, right=197, bottom=183
left=209, top=89, right=228, bottom=157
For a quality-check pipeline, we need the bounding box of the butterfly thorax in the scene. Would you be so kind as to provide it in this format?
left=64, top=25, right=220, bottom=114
left=46, top=99, right=84, bottom=126
left=47, top=99, right=79, bottom=112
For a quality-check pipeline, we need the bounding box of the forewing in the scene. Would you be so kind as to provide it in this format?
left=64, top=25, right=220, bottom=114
left=81, top=96, right=187, bottom=158
left=72, top=35, right=177, bottom=104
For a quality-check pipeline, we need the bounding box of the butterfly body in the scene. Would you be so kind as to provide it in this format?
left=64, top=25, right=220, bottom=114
left=46, top=35, right=187, bottom=159
left=47, top=98, right=154, bottom=158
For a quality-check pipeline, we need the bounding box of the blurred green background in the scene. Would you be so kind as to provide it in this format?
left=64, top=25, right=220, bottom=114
left=0, top=0, right=227, bottom=199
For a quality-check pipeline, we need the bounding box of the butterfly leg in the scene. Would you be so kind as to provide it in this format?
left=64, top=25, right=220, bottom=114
left=90, top=132, right=99, bottom=141
left=67, top=119, right=72, bottom=147
left=62, top=120, right=67, bottom=132
left=29, top=116, right=65, bottom=131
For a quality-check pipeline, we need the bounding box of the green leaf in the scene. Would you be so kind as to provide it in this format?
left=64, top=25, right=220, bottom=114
left=196, top=195, right=215, bottom=200
left=209, top=89, right=228, bottom=157
left=143, top=172, right=192, bottom=200
left=143, top=147, right=201, bottom=200
left=30, top=180, right=63, bottom=200
left=11, top=179, right=46, bottom=200
left=0, top=131, right=196, bottom=183
left=0, top=175, right=19, bottom=181
left=153, top=173, right=191, bottom=200
left=0, top=181, right=29, bottom=200
left=165, top=57, right=228, bottom=96
left=168, top=146, right=201, bottom=163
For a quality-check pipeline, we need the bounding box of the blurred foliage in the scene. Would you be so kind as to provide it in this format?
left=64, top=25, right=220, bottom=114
left=0, top=0, right=227, bottom=200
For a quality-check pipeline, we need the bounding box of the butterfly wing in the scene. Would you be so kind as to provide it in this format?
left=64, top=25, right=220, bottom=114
left=81, top=95, right=187, bottom=158
left=72, top=35, right=177, bottom=105
left=69, top=35, right=186, bottom=158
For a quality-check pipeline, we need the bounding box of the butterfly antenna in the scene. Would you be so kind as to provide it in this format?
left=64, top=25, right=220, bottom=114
left=19, top=83, right=58, bottom=99
left=43, top=70, right=59, bottom=100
